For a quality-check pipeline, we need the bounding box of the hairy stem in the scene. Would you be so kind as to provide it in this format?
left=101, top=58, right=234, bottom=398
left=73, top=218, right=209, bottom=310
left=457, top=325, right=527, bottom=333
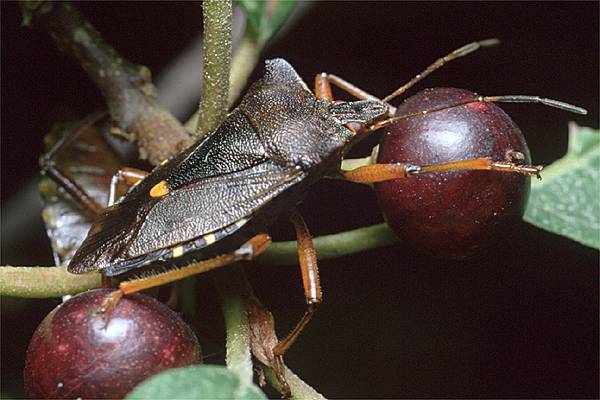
left=197, top=0, right=232, bottom=136
left=341, top=156, right=374, bottom=171
left=217, top=267, right=254, bottom=385
left=0, top=223, right=398, bottom=297
left=259, top=223, right=398, bottom=265
left=196, top=4, right=320, bottom=396
left=228, top=35, right=262, bottom=107
left=198, top=0, right=257, bottom=388
left=265, top=368, right=326, bottom=400
left=0, top=266, right=101, bottom=298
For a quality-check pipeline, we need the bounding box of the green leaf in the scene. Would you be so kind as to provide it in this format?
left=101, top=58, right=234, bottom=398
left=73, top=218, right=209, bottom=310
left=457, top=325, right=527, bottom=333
left=238, top=0, right=295, bottom=44
left=125, top=365, right=267, bottom=400
left=524, top=124, right=600, bottom=249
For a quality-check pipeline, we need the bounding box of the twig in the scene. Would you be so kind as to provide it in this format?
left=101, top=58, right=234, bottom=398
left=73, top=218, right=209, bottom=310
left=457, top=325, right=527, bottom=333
left=196, top=0, right=256, bottom=389
left=228, top=35, right=262, bottom=107
left=20, top=1, right=190, bottom=165
left=259, top=223, right=398, bottom=265
left=0, top=266, right=101, bottom=298
left=0, top=223, right=398, bottom=297
left=265, top=368, right=326, bottom=400
left=215, top=267, right=254, bottom=386
left=196, top=0, right=232, bottom=137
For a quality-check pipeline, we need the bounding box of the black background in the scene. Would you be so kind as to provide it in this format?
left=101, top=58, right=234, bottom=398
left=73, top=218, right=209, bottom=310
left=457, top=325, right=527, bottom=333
left=2, top=2, right=598, bottom=398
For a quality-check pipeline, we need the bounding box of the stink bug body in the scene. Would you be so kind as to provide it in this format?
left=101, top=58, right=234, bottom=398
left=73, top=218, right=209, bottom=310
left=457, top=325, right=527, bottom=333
left=43, top=40, right=585, bottom=381
left=69, top=58, right=387, bottom=277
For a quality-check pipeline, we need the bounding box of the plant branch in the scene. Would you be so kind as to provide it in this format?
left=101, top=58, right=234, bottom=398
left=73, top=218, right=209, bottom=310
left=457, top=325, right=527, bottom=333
left=20, top=1, right=190, bottom=165
left=185, top=25, right=262, bottom=133
left=228, top=34, right=262, bottom=107
left=341, top=156, right=374, bottom=172
left=265, top=368, right=326, bottom=400
left=0, top=223, right=398, bottom=297
left=0, top=266, right=101, bottom=298
left=197, top=0, right=258, bottom=390
left=259, top=223, right=398, bottom=265
left=197, top=0, right=232, bottom=136
left=195, top=2, right=320, bottom=395
left=216, top=267, right=254, bottom=386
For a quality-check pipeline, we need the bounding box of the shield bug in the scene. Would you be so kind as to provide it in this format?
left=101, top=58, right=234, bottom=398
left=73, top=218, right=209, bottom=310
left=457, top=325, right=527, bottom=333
left=43, top=40, right=586, bottom=381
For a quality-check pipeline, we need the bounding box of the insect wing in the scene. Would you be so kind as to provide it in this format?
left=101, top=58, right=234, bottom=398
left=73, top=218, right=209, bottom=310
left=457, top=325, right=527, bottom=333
left=68, top=162, right=304, bottom=274
left=126, top=162, right=303, bottom=257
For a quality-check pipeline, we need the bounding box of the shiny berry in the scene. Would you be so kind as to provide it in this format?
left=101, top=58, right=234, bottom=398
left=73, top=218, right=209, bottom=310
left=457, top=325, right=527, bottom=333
left=24, top=289, right=201, bottom=399
left=375, top=87, right=531, bottom=258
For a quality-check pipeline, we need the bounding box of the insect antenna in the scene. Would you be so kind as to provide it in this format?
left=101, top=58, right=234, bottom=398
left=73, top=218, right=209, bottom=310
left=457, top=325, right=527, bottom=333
left=482, top=95, right=587, bottom=114
left=382, top=38, right=500, bottom=104
left=367, top=94, right=587, bottom=133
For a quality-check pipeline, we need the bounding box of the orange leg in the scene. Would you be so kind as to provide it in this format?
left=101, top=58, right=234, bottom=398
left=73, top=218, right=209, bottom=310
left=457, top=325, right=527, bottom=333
left=314, top=39, right=500, bottom=111
left=314, top=74, right=385, bottom=134
left=316, top=39, right=584, bottom=139
left=272, top=210, right=321, bottom=367
left=108, top=167, right=149, bottom=206
left=343, top=157, right=543, bottom=183
left=314, top=73, right=334, bottom=101
left=101, top=234, right=272, bottom=312
left=315, top=73, right=382, bottom=104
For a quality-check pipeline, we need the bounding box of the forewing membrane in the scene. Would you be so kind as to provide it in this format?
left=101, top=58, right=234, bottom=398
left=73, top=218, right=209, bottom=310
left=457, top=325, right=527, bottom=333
left=126, top=162, right=303, bottom=257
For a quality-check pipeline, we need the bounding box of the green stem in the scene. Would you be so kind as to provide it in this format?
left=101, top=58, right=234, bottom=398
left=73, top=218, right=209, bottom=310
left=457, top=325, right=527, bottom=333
left=265, top=368, right=326, bottom=400
left=259, top=223, right=398, bottom=265
left=199, top=0, right=255, bottom=387
left=196, top=4, right=323, bottom=394
left=228, top=35, right=261, bottom=107
left=340, top=156, right=373, bottom=171
left=218, top=268, right=254, bottom=386
left=0, top=223, right=399, bottom=298
left=197, top=0, right=232, bottom=136
left=178, top=277, right=197, bottom=320
left=185, top=23, right=266, bottom=132
left=0, top=266, right=101, bottom=298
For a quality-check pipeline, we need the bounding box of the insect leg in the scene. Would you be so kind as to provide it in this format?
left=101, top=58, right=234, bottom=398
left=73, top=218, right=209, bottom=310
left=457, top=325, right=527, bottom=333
left=100, top=234, right=272, bottom=312
left=108, top=167, right=149, bottom=206
left=41, top=112, right=108, bottom=219
left=273, top=210, right=322, bottom=359
left=316, top=73, right=383, bottom=104
left=314, top=74, right=334, bottom=101
left=318, top=39, right=500, bottom=110
left=343, top=157, right=543, bottom=184
left=43, top=163, right=105, bottom=219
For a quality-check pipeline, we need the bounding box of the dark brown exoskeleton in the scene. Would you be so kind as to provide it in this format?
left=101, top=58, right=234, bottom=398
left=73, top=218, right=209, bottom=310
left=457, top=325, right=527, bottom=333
left=44, top=40, right=586, bottom=387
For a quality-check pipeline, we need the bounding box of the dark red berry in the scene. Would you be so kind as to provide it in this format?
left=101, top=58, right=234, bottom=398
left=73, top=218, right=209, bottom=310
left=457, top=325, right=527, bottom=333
left=375, top=87, right=531, bottom=258
left=24, top=289, right=201, bottom=399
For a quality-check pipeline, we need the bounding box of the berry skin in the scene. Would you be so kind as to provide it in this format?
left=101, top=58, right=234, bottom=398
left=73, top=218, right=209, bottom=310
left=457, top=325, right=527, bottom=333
left=24, top=289, right=201, bottom=399
left=375, top=87, right=531, bottom=259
